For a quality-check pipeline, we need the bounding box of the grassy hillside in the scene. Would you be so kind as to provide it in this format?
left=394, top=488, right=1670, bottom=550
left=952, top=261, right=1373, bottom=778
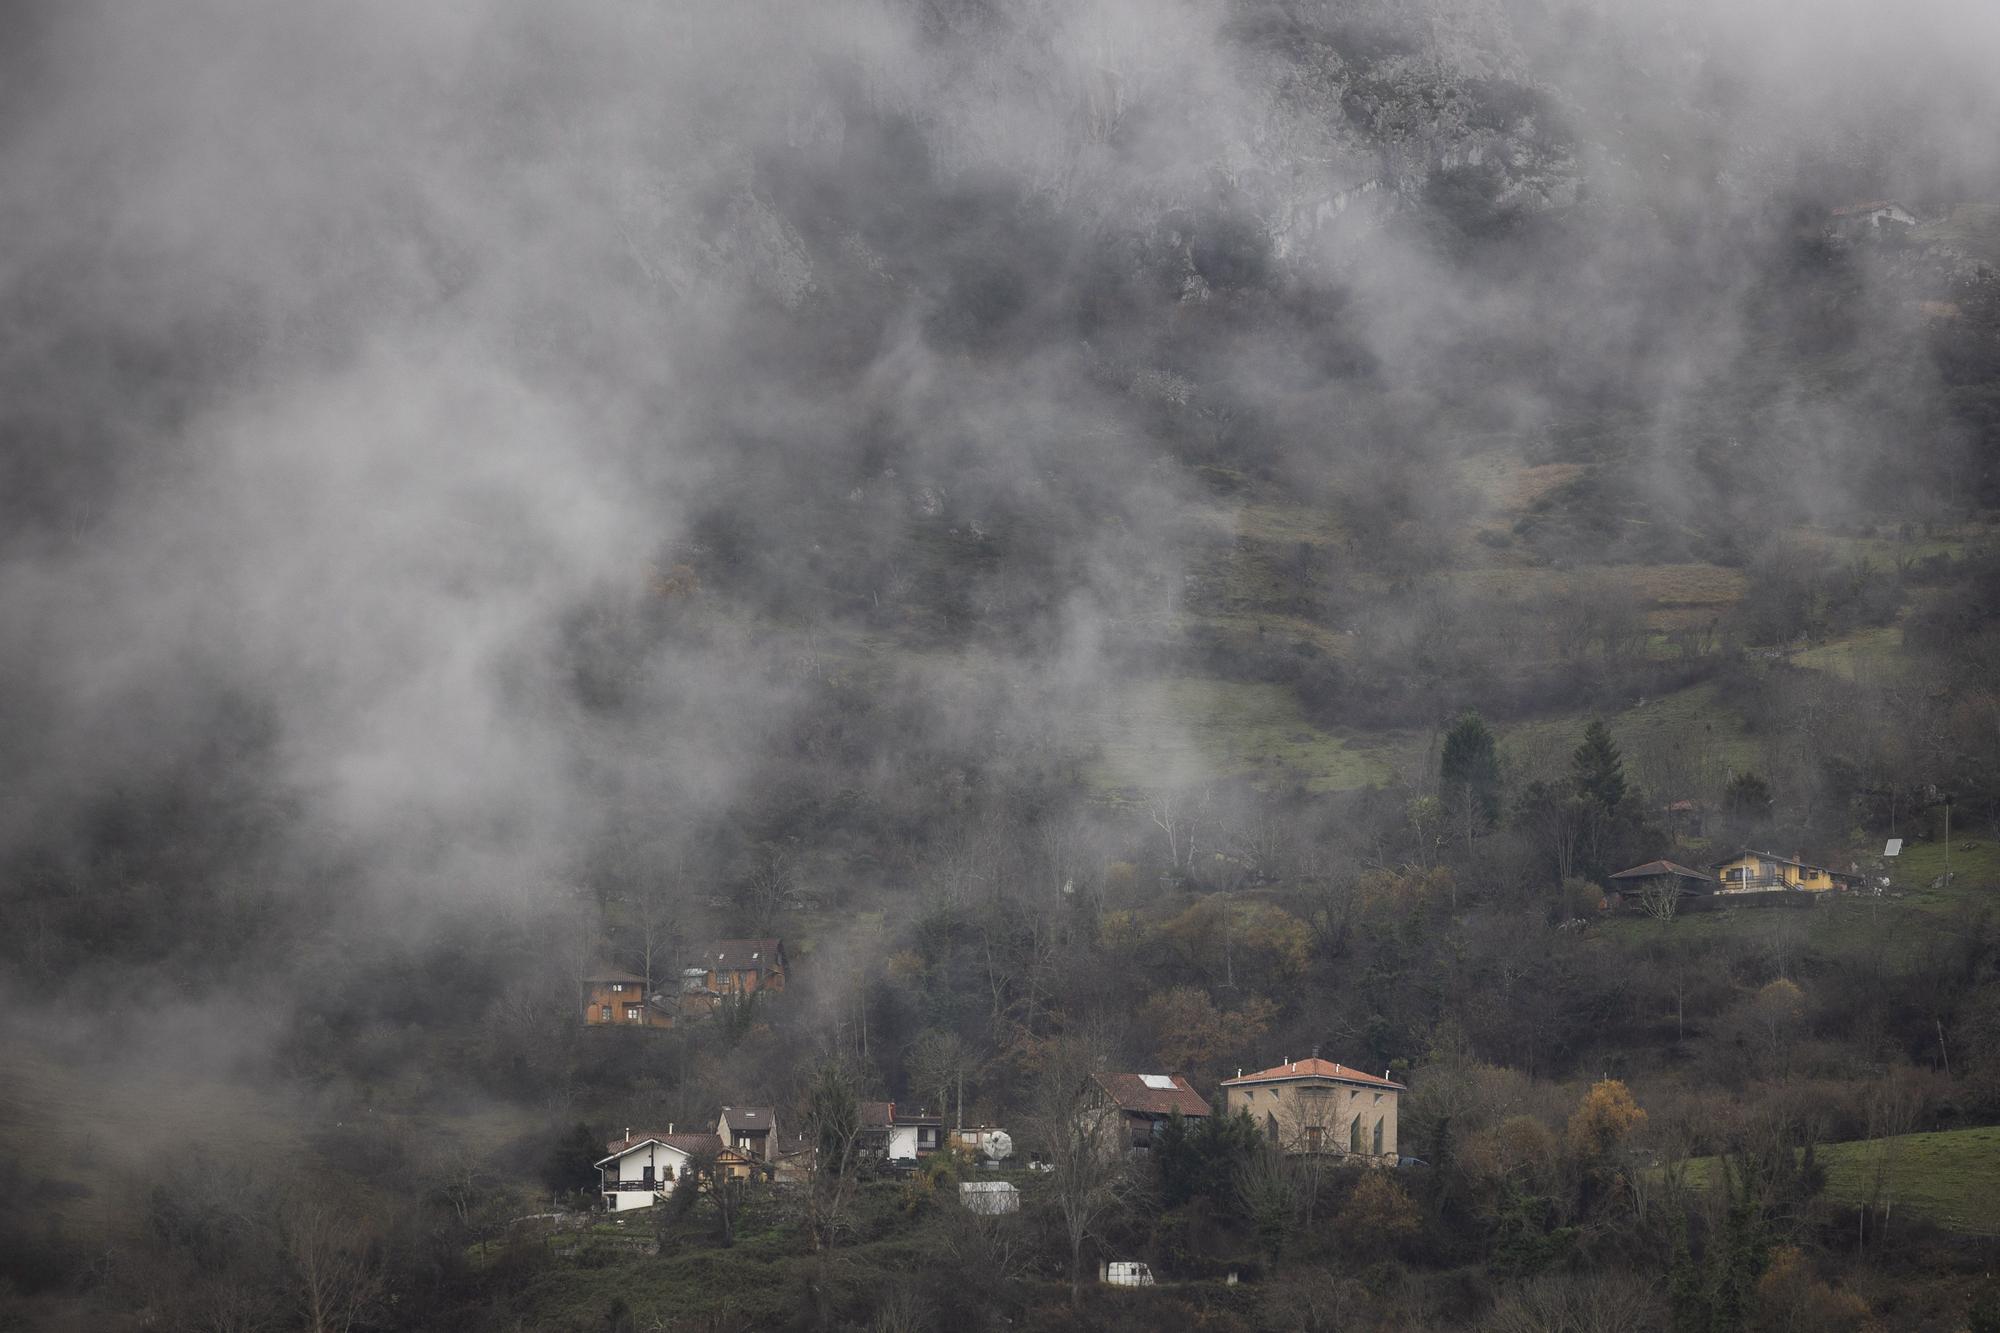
left=1916, top=203, right=2000, bottom=268
left=1681, top=1125, right=2000, bottom=1236
left=1082, top=675, right=1410, bottom=794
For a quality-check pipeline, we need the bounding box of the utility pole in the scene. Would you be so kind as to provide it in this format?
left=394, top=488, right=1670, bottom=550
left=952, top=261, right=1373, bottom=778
left=1222, top=899, right=1235, bottom=989
left=1944, top=796, right=1952, bottom=887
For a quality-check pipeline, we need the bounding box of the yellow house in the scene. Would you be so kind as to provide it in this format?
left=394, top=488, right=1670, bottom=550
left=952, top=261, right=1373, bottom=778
left=1709, top=850, right=1857, bottom=894
left=1219, top=1057, right=1404, bottom=1161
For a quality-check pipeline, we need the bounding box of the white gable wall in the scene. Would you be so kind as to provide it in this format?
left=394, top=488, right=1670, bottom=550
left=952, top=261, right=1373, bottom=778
left=599, top=1140, right=695, bottom=1211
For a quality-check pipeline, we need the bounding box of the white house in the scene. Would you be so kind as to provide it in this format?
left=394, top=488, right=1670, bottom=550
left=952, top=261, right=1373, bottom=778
left=1829, top=200, right=1917, bottom=236
left=885, top=1108, right=944, bottom=1160
left=595, top=1130, right=725, bottom=1211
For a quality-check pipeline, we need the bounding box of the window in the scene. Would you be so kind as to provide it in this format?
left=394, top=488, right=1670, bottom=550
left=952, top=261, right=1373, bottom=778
left=599, top=1005, right=612, bottom=1021
left=1350, top=1116, right=1364, bottom=1154
left=607, top=1196, right=617, bottom=1209
left=1305, top=1125, right=1323, bottom=1152
left=611, top=982, right=626, bottom=992
left=1373, top=1118, right=1385, bottom=1155
left=625, top=1004, right=641, bottom=1022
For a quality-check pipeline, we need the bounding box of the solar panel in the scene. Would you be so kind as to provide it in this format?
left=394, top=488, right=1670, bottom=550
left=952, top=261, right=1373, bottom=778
left=1138, top=1074, right=1176, bottom=1090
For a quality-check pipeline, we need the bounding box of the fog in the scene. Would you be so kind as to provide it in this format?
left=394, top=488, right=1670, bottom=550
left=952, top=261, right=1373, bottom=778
left=2, top=0, right=1998, bottom=1278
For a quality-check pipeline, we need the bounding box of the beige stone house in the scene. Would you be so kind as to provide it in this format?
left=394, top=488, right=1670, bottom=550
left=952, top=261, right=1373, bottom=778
left=1220, top=1057, right=1404, bottom=1160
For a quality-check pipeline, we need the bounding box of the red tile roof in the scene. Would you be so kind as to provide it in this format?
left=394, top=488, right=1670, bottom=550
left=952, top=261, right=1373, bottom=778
left=1092, top=1072, right=1212, bottom=1118
left=1220, top=1058, right=1404, bottom=1091
left=1609, top=859, right=1714, bottom=882
left=859, top=1101, right=895, bottom=1129
left=585, top=964, right=648, bottom=984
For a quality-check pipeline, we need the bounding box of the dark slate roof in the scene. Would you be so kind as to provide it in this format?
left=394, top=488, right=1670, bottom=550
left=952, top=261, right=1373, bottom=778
left=1706, top=849, right=1858, bottom=878
left=598, top=1132, right=725, bottom=1164
left=719, top=1106, right=775, bottom=1133
left=706, top=939, right=784, bottom=972
left=1092, top=1072, right=1213, bottom=1117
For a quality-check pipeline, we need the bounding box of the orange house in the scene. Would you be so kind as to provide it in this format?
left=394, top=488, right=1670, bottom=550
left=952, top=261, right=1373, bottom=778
left=701, top=939, right=787, bottom=997
left=583, top=964, right=674, bottom=1029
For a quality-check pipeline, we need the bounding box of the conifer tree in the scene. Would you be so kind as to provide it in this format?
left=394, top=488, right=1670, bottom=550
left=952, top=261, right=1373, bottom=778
left=1440, top=710, right=1502, bottom=828
left=1570, top=718, right=1627, bottom=811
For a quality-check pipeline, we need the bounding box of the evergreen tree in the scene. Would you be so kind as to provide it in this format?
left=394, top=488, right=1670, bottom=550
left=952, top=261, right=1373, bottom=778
left=1570, top=719, right=1627, bottom=811
left=1724, top=771, right=1773, bottom=825
left=1440, top=710, right=1502, bottom=828
left=541, top=1122, right=605, bottom=1196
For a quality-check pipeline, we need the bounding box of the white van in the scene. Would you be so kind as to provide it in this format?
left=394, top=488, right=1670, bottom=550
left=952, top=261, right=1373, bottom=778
left=1101, top=1261, right=1155, bottom=1287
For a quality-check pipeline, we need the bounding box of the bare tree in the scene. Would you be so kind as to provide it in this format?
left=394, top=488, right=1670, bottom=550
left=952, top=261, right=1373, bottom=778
left=280, top=1196, right=382, bottom=1333
left=1859, top=1073, right=1922, bottom=1250
left=1146, top=784, right=1213, bottom=881
left=798, top=1059, right=865, bottom=1332
left=1029, top=1037, right=1126, bottom=1307
left=908, top=1028, right=975, bottom=1131
left=742, top=842, right=798, bottom=932
left=1636, top=875, right=1682, bottom=923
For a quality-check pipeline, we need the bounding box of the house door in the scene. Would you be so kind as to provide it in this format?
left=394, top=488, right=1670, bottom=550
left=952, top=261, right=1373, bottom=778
left=641, top=1164, right=655, bottom=1188
left=1305, top=1126, right=1323, bottom=1153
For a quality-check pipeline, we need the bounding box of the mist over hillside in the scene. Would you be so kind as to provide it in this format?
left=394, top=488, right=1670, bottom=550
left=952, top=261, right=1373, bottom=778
left=4, top=1, right=2000, bottom=1328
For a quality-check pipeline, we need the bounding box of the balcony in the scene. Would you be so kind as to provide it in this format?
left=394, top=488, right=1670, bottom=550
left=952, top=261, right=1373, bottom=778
left=1717, top=875, right=1824, bottom=893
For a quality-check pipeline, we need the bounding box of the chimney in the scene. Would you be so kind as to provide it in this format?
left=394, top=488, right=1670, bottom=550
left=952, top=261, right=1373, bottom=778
left=669, top=1123, right=675, bottom=1135
left=624, top=1126, right=631, bottom=1142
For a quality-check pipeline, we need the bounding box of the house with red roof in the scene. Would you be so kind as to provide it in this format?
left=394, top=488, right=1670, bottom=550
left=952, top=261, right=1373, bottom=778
left=1219, top=1057, right=1404, bottom=1160
left=1089, top=1072, right=1211, bottom=1155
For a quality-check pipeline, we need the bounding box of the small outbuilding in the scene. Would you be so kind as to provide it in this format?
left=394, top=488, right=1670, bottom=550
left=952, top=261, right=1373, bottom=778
left=958, top=1180, right=1020, bottom=1215
left=1608, top=859, right=1717, bottom=914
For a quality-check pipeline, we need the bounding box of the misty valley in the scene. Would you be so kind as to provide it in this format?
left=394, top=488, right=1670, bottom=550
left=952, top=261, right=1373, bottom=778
left=5, top=0, right=2000, bottom=1330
